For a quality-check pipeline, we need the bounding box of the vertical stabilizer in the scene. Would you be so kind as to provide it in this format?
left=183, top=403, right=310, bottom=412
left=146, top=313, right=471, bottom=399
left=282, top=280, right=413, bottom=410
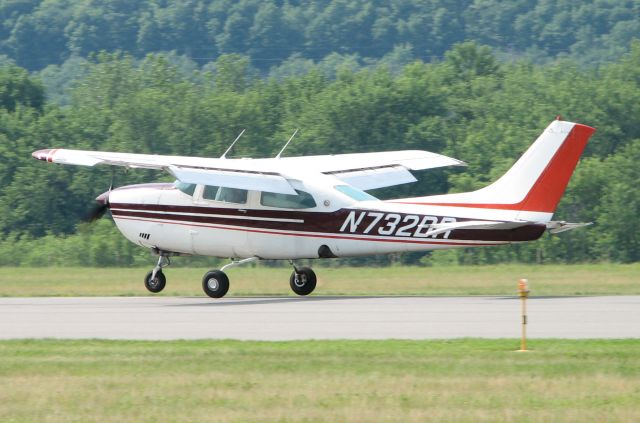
left=397, top=120, right=596, bottom=219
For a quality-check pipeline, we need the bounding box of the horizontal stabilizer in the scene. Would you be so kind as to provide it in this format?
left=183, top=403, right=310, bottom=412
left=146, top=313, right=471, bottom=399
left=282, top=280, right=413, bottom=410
left=546, top=221, right=593, bottom=234
left=419, top=220, right=535, bottom=237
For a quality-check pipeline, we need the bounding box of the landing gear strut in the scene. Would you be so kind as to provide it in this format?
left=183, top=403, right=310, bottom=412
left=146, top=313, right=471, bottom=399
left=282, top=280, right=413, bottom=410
left=289, top=263, right=317, bottom=296
left=144, top=255, right=170, bottom=293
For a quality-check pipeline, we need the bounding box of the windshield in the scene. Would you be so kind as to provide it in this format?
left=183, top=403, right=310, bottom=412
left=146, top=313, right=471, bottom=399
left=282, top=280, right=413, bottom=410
left=334, top=185, right=378, bottom=201
left=174, top=180, right=196, bottom=196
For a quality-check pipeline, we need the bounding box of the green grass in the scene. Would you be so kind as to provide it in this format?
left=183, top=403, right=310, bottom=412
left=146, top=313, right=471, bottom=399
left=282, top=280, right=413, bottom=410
left=0, top=263, right=638, bottom=297
left=0, top=339, right=639, bottom=422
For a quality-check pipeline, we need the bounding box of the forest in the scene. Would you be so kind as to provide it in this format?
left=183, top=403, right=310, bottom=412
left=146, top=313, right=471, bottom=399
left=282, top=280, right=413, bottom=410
left=0, top=0, right=638, bottom=266
left=2, top=0, right=639, bottom=72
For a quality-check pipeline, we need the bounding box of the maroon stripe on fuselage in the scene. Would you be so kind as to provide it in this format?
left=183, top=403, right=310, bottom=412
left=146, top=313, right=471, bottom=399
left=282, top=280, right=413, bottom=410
left=114, top=215, right=499, bottom=246
left=109, top=203, right=546, bottom=242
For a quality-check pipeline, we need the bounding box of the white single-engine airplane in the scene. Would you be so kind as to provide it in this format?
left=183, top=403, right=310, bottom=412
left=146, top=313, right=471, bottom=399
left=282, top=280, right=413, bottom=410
left=33, top=119, right=595, bottom=298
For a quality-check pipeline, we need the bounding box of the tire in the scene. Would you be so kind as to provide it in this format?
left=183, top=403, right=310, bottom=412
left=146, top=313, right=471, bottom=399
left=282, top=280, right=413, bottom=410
left=289, top=267, right=317, bottom=296
left=144, top=270, right=166, bottom=293
left=202, top=270, right=230, bottom=298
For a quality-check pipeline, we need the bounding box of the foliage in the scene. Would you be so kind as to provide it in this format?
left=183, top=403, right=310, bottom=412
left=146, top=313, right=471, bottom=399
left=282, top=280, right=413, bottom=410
left=0, top=0, right=639, bottom=71
left=0, top=64, right=44, bottom=111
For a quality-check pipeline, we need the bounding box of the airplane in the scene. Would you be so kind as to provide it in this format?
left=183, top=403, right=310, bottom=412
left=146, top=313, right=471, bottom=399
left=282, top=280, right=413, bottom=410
left=32, top=118, right=595, bottom=298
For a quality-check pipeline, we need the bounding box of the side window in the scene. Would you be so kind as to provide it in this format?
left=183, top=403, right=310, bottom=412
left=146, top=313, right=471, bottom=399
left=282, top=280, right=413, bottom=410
left=216, top=187, right=248, bottom=204
left=260, top=189, right=317, bottom=209
left=202, top=185, right=247, bottom=204
left=202, top=185, right=220, bottom=200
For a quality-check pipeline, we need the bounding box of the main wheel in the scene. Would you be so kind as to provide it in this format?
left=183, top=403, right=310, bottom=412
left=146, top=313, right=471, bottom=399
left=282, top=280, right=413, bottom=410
left=144, top=270, right=166, bottom=293
left=289, top=267, right=317, bottom=296
left=202, top=270, right=230, bottom=298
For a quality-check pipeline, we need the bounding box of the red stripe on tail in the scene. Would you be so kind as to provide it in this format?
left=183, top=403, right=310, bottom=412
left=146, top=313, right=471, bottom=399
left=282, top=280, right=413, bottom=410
left=518, top=123, right=594, bottom=212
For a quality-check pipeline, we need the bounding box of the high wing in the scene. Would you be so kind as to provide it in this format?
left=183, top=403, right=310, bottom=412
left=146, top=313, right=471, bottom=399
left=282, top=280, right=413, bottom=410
left=32, top=148, right=465, bottom=194
left=283, top=151, right=465, bottom=190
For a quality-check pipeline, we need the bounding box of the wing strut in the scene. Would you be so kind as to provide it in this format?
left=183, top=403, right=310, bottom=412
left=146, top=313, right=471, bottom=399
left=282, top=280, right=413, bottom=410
left=220, top=129, right=246, bottom=159
left=275, top=129, right=299, bottom=159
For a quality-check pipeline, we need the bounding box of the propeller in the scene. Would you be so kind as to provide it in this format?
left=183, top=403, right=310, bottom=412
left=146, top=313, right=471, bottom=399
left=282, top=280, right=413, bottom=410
left=83, top=175, right=113, bottom=223
left=84, top=198, right=109, bottom=222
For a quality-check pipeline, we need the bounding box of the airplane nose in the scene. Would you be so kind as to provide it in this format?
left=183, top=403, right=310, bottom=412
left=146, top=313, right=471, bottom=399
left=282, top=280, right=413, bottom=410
left=96, top=191, right=110, bottom=206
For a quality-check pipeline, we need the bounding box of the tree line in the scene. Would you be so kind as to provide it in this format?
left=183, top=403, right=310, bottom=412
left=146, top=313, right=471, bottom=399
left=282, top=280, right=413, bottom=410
left=1, top=0, right=638, bottom=73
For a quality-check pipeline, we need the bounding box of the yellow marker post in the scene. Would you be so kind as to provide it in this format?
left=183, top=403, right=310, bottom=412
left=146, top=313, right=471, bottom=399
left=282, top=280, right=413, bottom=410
left=517, top=278, right=530, bottom=352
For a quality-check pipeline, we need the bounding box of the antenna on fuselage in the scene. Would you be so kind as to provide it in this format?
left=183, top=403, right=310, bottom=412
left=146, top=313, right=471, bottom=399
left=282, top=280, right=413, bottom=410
left=220, top=129, right=246, bottom=159
left=275, top=128, right=299, bottom=159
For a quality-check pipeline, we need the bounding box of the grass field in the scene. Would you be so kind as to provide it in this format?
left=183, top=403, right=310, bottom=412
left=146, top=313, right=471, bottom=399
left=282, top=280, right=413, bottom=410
left=0, top=339, right=638, bottom=422
left=0, top=263, right=638, bottom=297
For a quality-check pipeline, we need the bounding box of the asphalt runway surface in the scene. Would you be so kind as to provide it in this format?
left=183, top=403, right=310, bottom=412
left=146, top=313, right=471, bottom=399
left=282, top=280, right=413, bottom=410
left=1, top=296, right=639, bottom=340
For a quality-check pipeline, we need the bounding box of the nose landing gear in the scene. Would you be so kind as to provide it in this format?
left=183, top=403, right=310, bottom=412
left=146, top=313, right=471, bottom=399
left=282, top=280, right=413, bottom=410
left=144, top=270, right=166, bottom=293
left=144, top=254, right=170, bottom=293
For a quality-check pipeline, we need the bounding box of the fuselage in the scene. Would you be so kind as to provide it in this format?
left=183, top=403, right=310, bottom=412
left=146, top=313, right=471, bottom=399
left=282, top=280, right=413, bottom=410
left=107, top=180, right=545, bottom=260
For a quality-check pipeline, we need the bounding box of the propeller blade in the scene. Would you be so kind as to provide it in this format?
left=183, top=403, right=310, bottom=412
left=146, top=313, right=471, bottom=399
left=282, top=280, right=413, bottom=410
left=83, top=189, right=111, bottom=223
left=84, top=203, right=109, bottom=222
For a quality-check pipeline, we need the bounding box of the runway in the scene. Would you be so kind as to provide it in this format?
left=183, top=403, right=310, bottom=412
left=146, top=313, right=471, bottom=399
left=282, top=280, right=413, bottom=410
left=1, top=296, right=639, bottom=340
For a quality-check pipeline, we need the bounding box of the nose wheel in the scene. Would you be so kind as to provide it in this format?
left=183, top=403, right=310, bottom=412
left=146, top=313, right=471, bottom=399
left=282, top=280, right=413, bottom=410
left=290, top=266, right=317, bottom=296
left=144, top=254, right=170, bottom=293
left=144, top=270, right=166, bottom=293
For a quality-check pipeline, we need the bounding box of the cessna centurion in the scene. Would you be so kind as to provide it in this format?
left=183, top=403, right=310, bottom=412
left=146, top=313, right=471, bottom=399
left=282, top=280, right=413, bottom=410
left=33, top=119, right=594, bottom=298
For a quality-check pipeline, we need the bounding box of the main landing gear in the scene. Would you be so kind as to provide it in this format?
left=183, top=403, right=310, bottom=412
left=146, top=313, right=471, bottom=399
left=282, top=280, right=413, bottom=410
left=143, top=254, right=318, bottom=299
left=202, top=270, right=230, bottom=298
left=289, top=264, right=317, bottom=296
left=200, top=257, right=256, bottom=298
left=199, top=258, right=318, bottom=298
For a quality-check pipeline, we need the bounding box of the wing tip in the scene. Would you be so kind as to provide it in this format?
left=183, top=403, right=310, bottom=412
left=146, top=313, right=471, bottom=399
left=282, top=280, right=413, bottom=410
left=32, top=149, right=59, bottom=162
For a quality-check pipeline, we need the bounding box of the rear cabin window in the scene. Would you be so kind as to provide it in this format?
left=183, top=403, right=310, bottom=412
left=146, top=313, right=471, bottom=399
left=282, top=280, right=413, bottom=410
left=202, top=185, right=247, bottom=204
left=260, top=190, right=316, bottom=209
left=174, top=181, right=196, bottom=196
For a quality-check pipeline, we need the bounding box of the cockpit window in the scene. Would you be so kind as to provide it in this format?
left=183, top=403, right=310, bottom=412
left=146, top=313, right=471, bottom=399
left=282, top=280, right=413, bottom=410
left=260, top=189, right=317, bottom=209
left=174, top=180, right=196, bottom=196
left=202, top=185, right=247, bottom=204
left=334, top=185, right=378, bottom=201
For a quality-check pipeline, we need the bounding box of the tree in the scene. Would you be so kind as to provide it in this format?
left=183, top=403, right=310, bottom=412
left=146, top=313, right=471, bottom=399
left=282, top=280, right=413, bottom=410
left=0, top=64, right=44, bottom=111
